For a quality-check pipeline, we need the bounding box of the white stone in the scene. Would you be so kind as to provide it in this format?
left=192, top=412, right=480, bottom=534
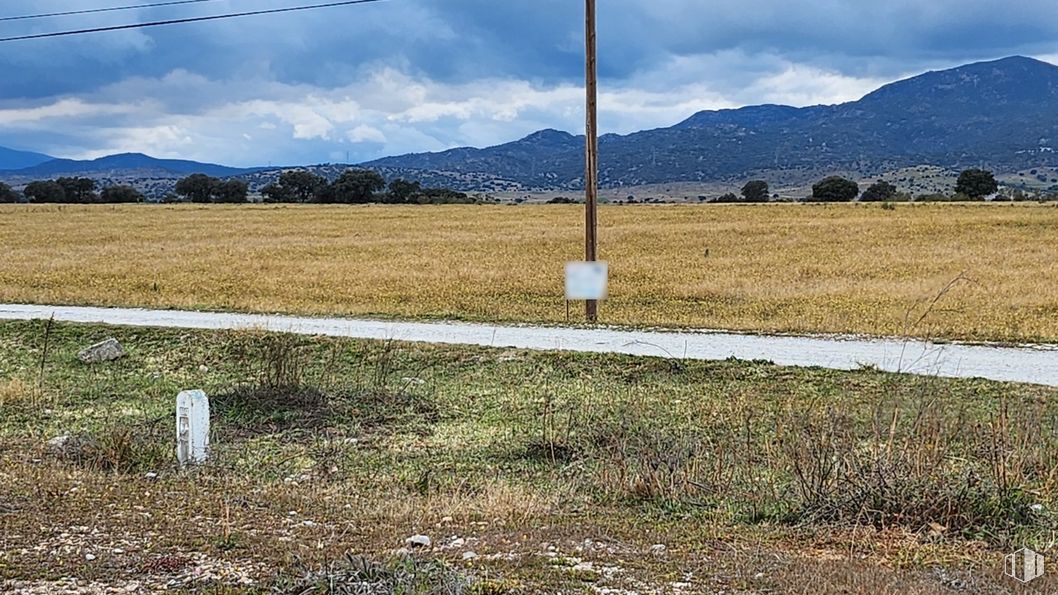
left=462, top=551, right=478, bottom=561
left=405, top=534, right=432, bottom=548
left=78, top=338, right=126, bottom=364
left=176, top=390, right=210, bottom=466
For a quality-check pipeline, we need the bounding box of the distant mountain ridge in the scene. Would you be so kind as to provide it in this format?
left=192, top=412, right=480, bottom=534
left=0, top=146, right=54, bottom=170
left=0, top=152, right=257, bottom=178
left=364, top=56, right=1058, bottom=190
left=3, top=56, right=1058, bottom=193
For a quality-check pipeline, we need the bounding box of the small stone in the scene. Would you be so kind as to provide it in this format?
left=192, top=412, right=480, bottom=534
left=144, top=472, right=158, bottom=480
left=440, top=516, right=454, bottom=524
left=449, top=537, right=466, bottom=548
left=78, top=338, right=126, bottom=364
left=462, top=551, right=478, bottom=561
left=198, top=365, right=210, bottom=373
left=405, top=534, right=432, bottom=548
left=85, top=553, right=96, bottom=561
left=46, top=434, right=99, bottom=459
left=650, top=544, right=667, bottom=556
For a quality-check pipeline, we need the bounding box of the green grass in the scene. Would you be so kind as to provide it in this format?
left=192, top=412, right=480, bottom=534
left=2, top=320, right=1057, bottom=593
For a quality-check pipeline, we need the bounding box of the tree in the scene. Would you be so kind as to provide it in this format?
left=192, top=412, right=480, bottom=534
left=212, top=179, right=249, bottom=203
left=740, top=180, right=770, bottom=203
left=387, top=179, right=423, bottom=204
left=0, top=182, right=19, bottom=203
left=329, top=169, right=385, bottom=204
left=23, top=180, right=67, bottom=203
left=955, top=169, right=998, bottom=199
left=175, top=174, right=216, bottom=203
left=262, top=170, right=327, bottom=203
left=811, top=176, right=859, bottom=202
left=56, top=177, right=97, bottom=203
left=100, top=185, right=145, bottom=204
left=860, top=180, right=897, bottom=202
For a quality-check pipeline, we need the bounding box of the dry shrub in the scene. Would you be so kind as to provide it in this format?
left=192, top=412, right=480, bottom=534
left=215, top=334, right=437, bottom=435
left=51, top=420, right=171, bottom=473
left=272, top=554, right=478, bottom=595
left=0, top=378, right=34, bottom=409
left=781, top=388, right=1053, bottom=540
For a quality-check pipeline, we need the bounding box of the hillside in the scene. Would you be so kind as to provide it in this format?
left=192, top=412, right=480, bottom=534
left=1, top=152, right=257, bottom=179
left=364, top=56, right=1058, bottom=191
left=0, top=146, right=54, bottom=170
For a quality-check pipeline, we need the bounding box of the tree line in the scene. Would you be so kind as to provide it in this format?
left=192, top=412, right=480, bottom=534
left=259, top=169, right=473, bottom=204
left=0, top=168, right=474, bottom=205
left=708, top=169, right=1037, bottom=204
left=0, top=177, right=144, bottom=204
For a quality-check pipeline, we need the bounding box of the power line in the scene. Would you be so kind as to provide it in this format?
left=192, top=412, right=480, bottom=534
left=0, top=0, right=222, bottom=23
left=0, top=0, right=387, bottom=43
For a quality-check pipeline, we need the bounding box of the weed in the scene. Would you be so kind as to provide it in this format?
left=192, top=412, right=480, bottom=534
left=271, top=554, right=478, bottom=594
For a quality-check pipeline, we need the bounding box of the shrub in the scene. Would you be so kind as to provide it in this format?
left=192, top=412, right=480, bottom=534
left=811, top=176, right=859, bottom=202
left=955, top=169, right=999, bottom=199
left=860, top=180, right=897, bottom=202
left=23, top=180, right=67, bottom=203
left=100, top=185, right=145, bottom=203
left=740, top=180, right=770, bottom=202
left=0, top=182, right=19, bottom=203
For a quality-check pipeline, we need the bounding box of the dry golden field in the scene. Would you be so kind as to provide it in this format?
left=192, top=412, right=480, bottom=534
left=1, top=202, right=1057, bottom=342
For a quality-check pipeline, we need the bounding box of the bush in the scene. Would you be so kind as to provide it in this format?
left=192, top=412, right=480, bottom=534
left=955, top=169, right=999, bottom=199
left=23, top=180, right=67, bottom=203
left=0, top=182, right=20, bottom=203
left=860, top=180, right=897, bottom=202
left=100, top=185, right=145, bottom=203
left=741, top=180, right=770, bottom=202
left=811, top=176, right=859, bottom=202
left=713, top=192, right=741, bottom=203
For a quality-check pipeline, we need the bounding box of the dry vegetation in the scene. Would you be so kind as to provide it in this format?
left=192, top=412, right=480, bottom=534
left=1, top=202, right=1057, bottom=343
left=2, top=321, right=1058, bottom=593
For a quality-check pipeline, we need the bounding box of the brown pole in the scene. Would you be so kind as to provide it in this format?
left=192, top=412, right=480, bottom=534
left=584, top=0, right=599, bottom=322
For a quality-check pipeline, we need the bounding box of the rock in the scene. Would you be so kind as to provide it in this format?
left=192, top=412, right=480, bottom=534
left=650, top=544, right=667, bottom=556
left=46, top=434, right=99, bottom=460
left=449, top=537, right=466, bottom=548
left=405, top=534, right=432, bottom=548
left=84, top=553, right=96, bottom=561
left=462, top=551, right=478, bottom=561
left=144, top=472, right=158, bottom=480
left=198, top=365, right=210, bottom=373
left=78, top=338, right=126, bottom=364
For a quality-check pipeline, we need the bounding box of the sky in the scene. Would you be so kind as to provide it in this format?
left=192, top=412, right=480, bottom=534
left=1, top=0, right=1058, bottom=166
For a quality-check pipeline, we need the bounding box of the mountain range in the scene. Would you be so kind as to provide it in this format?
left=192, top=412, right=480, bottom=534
left=2, top=56, right=1058, bottom=193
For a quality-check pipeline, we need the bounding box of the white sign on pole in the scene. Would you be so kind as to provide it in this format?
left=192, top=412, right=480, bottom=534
left=176, top=390, right=210, bottom=466
left=565, top=261, right=609, bottom=301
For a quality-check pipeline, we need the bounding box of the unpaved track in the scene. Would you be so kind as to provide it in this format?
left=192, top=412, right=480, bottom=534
left=1, top=304, right=1055, bottom=386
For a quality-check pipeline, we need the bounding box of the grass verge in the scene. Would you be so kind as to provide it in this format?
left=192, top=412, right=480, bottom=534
left=1, top=320, right=1056, bottom=592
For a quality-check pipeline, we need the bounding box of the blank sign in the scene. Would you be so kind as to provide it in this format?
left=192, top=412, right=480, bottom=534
left=566, top=261, right=609, bottom=301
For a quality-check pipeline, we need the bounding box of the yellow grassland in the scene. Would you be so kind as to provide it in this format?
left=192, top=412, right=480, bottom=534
left=1, top=202, right=1056, bottom=342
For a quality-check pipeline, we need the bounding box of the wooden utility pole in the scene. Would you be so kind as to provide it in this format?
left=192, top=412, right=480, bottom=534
left=584, top=0, right=599, bottom=322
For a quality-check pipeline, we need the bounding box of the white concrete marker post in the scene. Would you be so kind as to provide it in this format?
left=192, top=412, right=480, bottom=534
left=176, top=390, right=210, bottom=466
